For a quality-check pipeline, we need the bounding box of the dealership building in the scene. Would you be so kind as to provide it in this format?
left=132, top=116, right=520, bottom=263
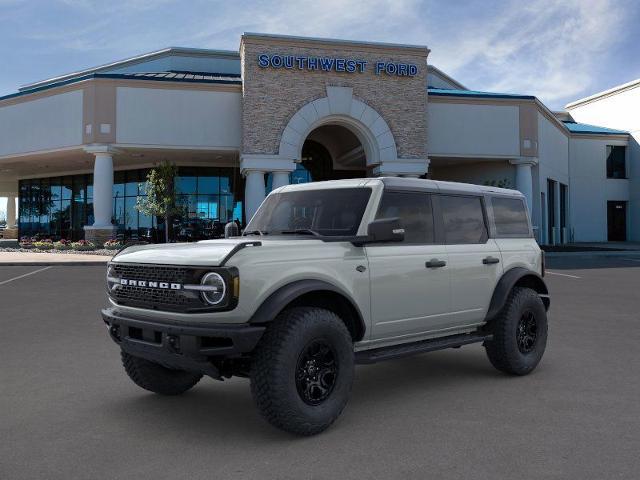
left=0, top=33, right=637, bottom=244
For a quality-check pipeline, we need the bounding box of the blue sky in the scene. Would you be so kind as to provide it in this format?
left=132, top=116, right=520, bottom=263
left=1, top=0, right=639, bottom=109
left=1, top=0, right=639, bottom=215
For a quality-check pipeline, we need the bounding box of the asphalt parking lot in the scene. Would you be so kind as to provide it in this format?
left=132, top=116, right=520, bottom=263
left=1, top=256, right=639, bottom=479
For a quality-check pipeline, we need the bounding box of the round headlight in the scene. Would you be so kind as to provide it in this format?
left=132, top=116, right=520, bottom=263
left=201, top=272, right=226, bottom=305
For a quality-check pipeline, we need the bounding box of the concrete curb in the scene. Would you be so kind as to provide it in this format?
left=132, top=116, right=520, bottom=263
left=0, top=261, right=110, bottom=266
left=544, top=250, right=640, bottom=257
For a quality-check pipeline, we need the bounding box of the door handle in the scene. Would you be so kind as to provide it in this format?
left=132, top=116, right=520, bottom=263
left=482, top=256, right=500, bottom=265
left=426, top=259, right=447, bottom=268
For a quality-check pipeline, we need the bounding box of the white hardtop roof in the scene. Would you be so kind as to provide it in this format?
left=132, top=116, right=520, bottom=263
left=275, top=177, right=523, bottom=196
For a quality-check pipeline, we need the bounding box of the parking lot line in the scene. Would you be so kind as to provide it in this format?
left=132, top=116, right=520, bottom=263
left=0, top=266, right=52, bottom=286
left=546, top=271, right=581, bottom=279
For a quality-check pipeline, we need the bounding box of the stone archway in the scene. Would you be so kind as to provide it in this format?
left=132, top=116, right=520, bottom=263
left=278, top=86, right=398, bottom=168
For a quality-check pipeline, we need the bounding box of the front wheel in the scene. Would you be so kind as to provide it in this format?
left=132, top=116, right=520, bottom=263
left=485, top=287, right=548, bottom=375
left=250, top=307, right=354, bottom=436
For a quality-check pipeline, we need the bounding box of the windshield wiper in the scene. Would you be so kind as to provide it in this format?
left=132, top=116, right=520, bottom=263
left=277, top=228, right=321, bottom=237
left=243, top=230, right=268, bottom=236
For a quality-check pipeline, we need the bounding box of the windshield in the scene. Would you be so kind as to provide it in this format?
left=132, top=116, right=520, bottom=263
left=245, top=187, right=372, bottom=237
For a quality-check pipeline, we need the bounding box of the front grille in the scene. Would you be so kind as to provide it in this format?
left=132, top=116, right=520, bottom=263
left=110, top=263, right=205, bottom=312
left=112, top=264, right=190, bottom=284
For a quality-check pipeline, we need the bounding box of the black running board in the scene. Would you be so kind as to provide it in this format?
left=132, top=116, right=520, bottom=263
left=355, top=332, right=492, bottom=364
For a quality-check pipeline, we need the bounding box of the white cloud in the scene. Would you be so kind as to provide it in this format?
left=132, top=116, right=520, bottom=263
left=426, top=0, right=628, bottom=107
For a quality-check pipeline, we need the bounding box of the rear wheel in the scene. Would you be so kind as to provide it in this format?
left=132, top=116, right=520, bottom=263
left=121, top=351, right=202, bottom=395
left=250, top=307, right=354, bottom=436
left=485, top=287, right=548, bottom=375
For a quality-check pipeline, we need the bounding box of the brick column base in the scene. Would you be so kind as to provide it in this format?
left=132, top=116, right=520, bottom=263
left=84, top=226, right=116, bottom=247
left=1, top=228, right=18, bottom=239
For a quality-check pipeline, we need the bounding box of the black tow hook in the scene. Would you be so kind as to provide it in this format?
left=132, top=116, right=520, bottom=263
left=167, top=334, right=181, bottom=353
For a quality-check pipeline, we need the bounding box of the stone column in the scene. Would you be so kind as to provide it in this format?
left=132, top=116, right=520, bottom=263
left=84, top=145, right=117, bottom=245
left=2, top=195, right=18, bottom=240
left=6, top=195, right=16, bottom=228
left=244, top=170, right=266, bottom=222
left=271, top=171, right=290, bottom=191
left=510, top=158, right=537, bottom=216
left=241, top=154, right=295, bottom=222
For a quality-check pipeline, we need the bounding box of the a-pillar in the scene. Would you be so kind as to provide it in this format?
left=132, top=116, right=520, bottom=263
left=83, top=145, right=118, bottom=245
left=510, top=158, right=538, bottom=217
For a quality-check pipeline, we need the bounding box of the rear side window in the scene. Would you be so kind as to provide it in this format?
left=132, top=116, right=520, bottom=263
left=440, top=195, right=488, bottom=244
left=492, top=197, right=530, bottom=236
left=376, top=191, right=434, bottom=244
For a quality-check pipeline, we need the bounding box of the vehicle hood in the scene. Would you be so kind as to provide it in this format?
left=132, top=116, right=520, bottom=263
left=112, top=238, right=252, bottom=266
left=110, top=237, right=327, bottom=266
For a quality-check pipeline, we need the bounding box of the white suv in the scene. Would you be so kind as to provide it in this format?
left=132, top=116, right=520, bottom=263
left=102, top=178, right=549, bottom=435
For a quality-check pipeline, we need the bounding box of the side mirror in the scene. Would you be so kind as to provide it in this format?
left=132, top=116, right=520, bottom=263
left=366, top=217, right=405, bottom=243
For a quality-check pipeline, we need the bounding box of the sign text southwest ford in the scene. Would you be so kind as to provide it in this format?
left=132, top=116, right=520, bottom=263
left=257, top=53, right=418, bottom=77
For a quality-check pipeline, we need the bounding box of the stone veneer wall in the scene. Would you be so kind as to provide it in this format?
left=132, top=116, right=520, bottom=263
left=240, top=36, right=429, bottom=160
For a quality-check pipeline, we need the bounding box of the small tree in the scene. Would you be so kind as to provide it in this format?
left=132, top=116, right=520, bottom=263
left=136, top=161, right=181, bottom=243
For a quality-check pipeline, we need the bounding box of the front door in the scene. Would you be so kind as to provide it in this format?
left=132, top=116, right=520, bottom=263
left=608, top=201, right=627, bottom=241
left=366, top=191, right=452, bottom=340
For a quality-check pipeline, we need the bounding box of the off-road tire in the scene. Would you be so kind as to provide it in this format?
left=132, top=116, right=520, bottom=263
left=121, top=351, right=202, bottom=395
left=485, top=287, right=548, bottom=375
left=250, top=307, right=354, bottom=436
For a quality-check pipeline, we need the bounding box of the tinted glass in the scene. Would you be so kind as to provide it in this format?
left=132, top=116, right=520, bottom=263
left=606, top=145, right=626, bottom=179
left=440, top=195, right=487, bottom=244
left=375, top=191, right=434, bottom=243
left=246, top=188, right=371, bottom=236
left=492, top=197, right=530, bottom=236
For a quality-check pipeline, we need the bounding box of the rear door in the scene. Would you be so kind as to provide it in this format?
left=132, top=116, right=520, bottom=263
left=366, top=190, right=452, bottom=340
left=437, top=194, right=502, bottom=327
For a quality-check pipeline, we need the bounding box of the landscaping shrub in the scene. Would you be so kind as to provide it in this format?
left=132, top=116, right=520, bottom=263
left=71, top=240, right=96, bottom=251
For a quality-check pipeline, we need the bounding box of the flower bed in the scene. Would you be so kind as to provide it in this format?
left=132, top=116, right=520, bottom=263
left=71, top=240, right=96, bottom=251
left=6, top=236, right=113, bottom=255
left=103, top=239, right=126, bottom=250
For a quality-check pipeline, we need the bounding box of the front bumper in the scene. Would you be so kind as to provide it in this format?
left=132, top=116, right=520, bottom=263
left=102, top=307, right=265, bottom=378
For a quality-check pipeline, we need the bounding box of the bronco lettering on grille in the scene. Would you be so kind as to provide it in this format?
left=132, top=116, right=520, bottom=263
left=120, top=279, right=182, bottom=290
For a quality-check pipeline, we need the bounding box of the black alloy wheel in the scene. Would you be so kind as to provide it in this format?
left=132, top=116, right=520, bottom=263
left=516, top=310, right=538, bottom=354
left=295, top=339, right=338, bottom=405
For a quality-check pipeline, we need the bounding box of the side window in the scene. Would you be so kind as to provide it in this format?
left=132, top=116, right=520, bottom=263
left=440, top=195, right=487, bottom=244
left=375, top=191, right=434, bottom=244
left=492, top=197, right=530, bottom=236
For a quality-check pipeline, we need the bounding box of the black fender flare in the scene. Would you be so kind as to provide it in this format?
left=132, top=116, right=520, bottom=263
left=248, top=279, right=366, bottom=340
left=485, top=267, right=550, bottom=322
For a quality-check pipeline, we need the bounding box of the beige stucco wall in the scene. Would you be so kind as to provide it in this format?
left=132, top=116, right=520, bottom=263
left=427, top=101, right=520, bottom=157
left=240, top=35, right=428, bottom=160
left=115, top=86, right=242, bottom=148
left=0, top=90, right=83, bottom=157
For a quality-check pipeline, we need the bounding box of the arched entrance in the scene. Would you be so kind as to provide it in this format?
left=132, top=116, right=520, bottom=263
left=298, top=124, right=367, bottom=182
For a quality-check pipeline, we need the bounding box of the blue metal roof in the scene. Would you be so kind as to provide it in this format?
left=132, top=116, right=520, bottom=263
left=0, top=71, right=242, bottom=102
left=562, top=121, right=628, bottom=135
left=428, top=87, right=535, bottom=100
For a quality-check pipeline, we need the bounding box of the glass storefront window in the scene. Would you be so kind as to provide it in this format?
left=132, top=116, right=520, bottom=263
left=18, top=166, right=242, bottom=242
